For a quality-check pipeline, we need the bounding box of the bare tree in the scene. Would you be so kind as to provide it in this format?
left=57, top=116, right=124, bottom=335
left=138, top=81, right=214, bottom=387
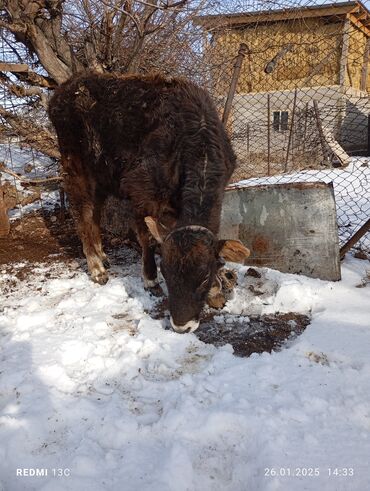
left=0, top=0, right=215, bottom=158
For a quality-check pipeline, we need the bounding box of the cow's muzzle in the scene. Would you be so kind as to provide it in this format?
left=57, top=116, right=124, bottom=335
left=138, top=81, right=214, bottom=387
left=170, top=317, right=200, bottom=333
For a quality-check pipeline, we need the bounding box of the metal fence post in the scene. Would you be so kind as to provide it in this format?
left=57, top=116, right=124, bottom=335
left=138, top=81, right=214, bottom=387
left=267, top=94, right=271, bottom=175
left=222, top=43, right=248, bottom=126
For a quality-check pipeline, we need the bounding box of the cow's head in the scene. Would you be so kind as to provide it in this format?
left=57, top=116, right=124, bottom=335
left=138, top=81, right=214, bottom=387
left=145, top=217, right=250, bottom=333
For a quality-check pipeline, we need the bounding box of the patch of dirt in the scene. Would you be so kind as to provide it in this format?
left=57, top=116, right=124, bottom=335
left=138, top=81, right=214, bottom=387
left=0, top=210, right=81, bottom=265
left=151, top=298, right=310, bottom=357
left=197, top=312, right=310, bottom=357
left=0, top=209, right=138, bottom=266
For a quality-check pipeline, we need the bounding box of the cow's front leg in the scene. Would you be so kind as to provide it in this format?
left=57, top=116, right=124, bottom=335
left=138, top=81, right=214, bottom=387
left=142, top=245, right=158, bottom=289
left=136, top=219, right=158, bottom=288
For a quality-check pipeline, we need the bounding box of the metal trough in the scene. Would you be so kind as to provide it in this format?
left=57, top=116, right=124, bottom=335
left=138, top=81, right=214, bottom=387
left=219, top=181, right=341, bottom=281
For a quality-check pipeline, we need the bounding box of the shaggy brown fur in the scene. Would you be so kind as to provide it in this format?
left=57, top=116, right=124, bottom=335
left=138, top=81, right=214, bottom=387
left=49, top=72, right=241, bottom=330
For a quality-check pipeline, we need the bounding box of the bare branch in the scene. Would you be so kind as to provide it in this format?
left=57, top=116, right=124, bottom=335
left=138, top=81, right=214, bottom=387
left=14, top=70, right=56, bottom=89
left=0, top=163, right=61, bottom=184
left=0, top=74, right=48, bottom=107
left=135, top=0, right=188, bottom=10
left=0, top=104, right=60, bottom=159
left=0, top=19, right=27, bottom=34
left=1, top=2, right=83, bottom=83
left=100, top=0, right=142, bottom=35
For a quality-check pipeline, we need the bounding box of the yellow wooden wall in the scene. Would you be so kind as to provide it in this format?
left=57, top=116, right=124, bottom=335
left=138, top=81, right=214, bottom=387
left=346, top=23, right=368, bottom=90
left=206, top=16, right=369, bottom=95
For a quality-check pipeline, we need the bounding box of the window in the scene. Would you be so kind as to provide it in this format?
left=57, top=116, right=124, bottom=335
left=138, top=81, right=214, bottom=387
left=273, top=111, right=289, bottom=131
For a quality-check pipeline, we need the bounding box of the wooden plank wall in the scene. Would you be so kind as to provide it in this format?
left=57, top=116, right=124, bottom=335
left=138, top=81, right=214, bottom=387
left=206, top=15, right=370, bottom=95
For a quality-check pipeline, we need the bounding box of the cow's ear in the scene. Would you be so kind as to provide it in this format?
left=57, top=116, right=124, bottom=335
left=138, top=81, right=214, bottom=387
left=145, top=216, right=163, bottom=243
left=218, top=240, right=250, bottom=264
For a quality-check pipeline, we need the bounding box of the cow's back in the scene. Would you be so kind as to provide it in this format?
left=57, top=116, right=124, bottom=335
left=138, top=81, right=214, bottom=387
left=49, top=73, right=236, bottom=225
left=50, top=73, right=231, bottom=160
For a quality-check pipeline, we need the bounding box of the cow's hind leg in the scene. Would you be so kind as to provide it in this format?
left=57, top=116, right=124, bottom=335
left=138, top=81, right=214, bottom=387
left=63, top=157, right=108, bottom=284
left=93, top=196, right=110, bottom=270
left=73, top=198, right=108, bottom=285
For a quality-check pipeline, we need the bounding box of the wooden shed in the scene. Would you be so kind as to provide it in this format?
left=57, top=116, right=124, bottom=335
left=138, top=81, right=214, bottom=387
left=195, top=2, right=370, bottom=172
left=195, top=1, right=370, bottom=93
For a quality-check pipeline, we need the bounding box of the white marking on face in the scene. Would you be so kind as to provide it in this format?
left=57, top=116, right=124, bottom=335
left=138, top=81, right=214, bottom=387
left=170, top=317, right=200, bottom=333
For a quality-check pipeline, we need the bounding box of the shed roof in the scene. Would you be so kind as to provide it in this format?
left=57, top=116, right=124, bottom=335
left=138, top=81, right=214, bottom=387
left=194, top=1, right=370, bottom=33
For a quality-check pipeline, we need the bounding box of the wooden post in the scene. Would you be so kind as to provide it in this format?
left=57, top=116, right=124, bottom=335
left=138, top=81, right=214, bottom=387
left=0, top=181, right=17, bottom=237
left=284, top=88, right=297, bottom=172
left=0, top=173, right=8, bottom=237
left=313, top=100, right=330, bottom=165
left=0, top=62, right=29, bottom=73
left=339, top=19, right=350, bottom=87
left=222, top=43, right=248, bottom=126
left=0, top=188, right=10, bottom=237
left=267, top=94, right=271, bottom=175
left=246, top=123, right=250, bottom=161
left=303, top=39, right=341, bottom=87
left=340, top=218, right=370, bottom=259
left=301, top=102, right=309, bottom=156
left=246, top=48, right=253, bottom=93
left=264, top=43, right=293, bottom=74
left=361, top=38, right=370, bottom=91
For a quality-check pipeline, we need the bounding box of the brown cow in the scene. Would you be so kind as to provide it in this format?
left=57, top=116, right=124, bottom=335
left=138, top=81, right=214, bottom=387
left=49, top=73, right=249, bottom=333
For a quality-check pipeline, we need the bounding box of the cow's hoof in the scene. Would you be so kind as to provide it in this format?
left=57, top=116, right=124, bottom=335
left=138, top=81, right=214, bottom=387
left=92, top=271, right=109, bottom=285
left=143, top=277, right=159, bottom=289
left=149, top=284, right=164, bottom=297
left=144, top=277, right=163, bottom=296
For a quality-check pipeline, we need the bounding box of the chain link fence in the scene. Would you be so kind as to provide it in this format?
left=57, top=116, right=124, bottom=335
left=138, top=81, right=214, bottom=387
left=198, top=1, right=370, bottom=253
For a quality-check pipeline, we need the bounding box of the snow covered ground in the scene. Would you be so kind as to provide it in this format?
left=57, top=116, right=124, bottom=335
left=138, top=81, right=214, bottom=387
left=1, top=147, right=369, bottom=489
left=0, top=247, right=369, bottom=491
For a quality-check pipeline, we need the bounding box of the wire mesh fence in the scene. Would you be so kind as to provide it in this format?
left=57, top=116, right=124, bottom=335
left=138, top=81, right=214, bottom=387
left=0, top=0, right=369, bottom=254
left=198, top=0, right=370, bottom=252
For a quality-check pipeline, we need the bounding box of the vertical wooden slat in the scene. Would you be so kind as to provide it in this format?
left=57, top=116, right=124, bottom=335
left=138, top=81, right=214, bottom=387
left=301, top=102, right=309, bottom=162
left=284, top=88, right=297, bottom=172
left=246, top=123, right=250, bottom=161
left=339, top=18, right=350, bottom=87
left=313, top=100, right=329, bottom=164
left=267, top=94, right=271, bottom=176
left=360, top=37, right=370, bottom=91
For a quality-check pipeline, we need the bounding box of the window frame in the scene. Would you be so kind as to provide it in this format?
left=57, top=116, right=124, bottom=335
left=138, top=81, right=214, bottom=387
left=272, top=110, right=289, bottom=132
